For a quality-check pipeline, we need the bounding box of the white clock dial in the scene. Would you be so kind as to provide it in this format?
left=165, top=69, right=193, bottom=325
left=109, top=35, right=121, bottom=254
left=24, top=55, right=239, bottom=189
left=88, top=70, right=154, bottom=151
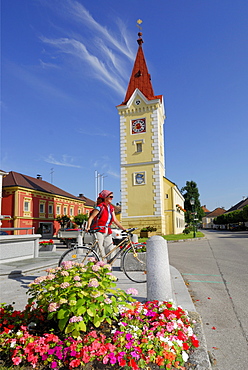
left=132, top=118, right=146, bottom=134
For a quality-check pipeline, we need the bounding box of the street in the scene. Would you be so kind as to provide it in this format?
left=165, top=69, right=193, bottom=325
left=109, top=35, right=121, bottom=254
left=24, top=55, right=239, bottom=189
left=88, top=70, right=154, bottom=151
left=168, top=229, right=248, bottom=370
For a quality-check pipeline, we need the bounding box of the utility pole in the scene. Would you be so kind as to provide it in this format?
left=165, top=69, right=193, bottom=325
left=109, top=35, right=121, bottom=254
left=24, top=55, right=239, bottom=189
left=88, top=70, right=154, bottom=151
left=95, top=171, right=107, bottom=199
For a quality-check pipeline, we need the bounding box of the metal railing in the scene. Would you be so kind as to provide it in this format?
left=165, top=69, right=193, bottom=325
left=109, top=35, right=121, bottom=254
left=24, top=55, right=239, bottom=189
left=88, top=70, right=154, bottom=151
left=0, top=227, right=35, bottom=235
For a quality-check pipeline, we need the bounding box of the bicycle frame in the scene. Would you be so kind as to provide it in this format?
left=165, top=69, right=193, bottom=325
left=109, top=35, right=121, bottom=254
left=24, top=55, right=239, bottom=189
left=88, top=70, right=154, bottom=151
left=59, top=228, right=147, bottom=283
left=85, top=228, right=141, bottom=264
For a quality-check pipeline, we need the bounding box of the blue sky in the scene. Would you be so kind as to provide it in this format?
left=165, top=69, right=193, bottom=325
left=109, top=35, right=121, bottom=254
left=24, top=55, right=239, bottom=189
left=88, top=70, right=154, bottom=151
left=1, top=0, right=248, bottom=211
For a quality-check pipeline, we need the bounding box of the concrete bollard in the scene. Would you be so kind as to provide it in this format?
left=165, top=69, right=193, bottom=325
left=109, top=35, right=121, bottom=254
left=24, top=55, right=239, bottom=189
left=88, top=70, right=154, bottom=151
left=131, top=233, right=138, bottom=243
left=146, top=235, right=173, bottom=302
left=34, top=235, right=41, bottom=258
left=77, top=233, right=83, bottom=246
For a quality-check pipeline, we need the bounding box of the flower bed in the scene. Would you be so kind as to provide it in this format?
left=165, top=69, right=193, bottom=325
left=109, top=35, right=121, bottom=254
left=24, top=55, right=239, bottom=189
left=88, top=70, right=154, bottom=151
left=39, top=240, right=56, bottom=251
left=0, top=260, right=199, bottom=369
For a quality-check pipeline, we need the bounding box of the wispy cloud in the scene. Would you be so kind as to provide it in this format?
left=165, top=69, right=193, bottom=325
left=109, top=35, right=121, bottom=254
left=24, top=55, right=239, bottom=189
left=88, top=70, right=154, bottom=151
left=67, top=0, right=134, bottom=60
left=92, top=157, right=120, bottom=179
left=77, top=128, right=115, bottom=138
left=39, top=59, right=60, bottom=69
left=44, top=154, right=82, bottom=168
left=40, top=0, right=135, bottom=96
left=41, top=37, right=126, bottom=96
left=106, top=169, right=120, bottom=178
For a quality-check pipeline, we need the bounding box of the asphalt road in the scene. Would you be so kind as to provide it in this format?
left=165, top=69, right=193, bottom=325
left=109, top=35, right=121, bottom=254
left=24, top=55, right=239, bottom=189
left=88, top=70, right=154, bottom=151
left=167, top=229, right=248, bottom=370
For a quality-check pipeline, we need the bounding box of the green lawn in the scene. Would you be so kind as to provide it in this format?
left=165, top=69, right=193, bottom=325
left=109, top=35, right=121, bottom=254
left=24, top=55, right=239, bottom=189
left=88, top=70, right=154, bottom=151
left=138, top=231, right=205, bottom=243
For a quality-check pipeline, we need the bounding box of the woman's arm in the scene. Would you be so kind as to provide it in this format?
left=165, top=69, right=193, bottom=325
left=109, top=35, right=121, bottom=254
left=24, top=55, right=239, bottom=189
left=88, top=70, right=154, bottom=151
left=112, top=211, right=125, bottom=231
left=86, top=209, right=99, bottom=231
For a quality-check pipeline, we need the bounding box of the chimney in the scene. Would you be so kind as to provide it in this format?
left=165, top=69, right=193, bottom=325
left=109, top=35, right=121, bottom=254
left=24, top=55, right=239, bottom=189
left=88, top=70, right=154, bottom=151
left=79, top=194, right=83, bottom=197
left=37, top=174, right=42, bottom=180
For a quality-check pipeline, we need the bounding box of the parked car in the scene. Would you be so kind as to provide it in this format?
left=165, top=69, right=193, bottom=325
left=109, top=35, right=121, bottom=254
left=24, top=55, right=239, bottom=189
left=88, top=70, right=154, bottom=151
left=111, top=226, right=127, bottom=245
left=0, top=231, right=8, bottom=235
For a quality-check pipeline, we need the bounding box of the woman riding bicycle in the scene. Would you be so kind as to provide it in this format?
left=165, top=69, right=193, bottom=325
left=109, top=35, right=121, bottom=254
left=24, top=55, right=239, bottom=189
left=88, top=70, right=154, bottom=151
left=86, top=190, right=125, bottom=260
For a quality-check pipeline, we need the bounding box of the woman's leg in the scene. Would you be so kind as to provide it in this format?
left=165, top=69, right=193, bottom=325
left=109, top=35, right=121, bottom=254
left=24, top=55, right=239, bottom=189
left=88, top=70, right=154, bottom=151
left=103, top=234, right=114, bottom=261
left=95, top=232, right=107, bottom=259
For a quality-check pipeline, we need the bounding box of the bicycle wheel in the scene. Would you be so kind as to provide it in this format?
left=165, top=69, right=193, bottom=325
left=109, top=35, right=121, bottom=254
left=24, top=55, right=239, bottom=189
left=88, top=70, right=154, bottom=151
left=58, top=246, right=99, bottom=267
left=122, top=245, right=147, bottom=283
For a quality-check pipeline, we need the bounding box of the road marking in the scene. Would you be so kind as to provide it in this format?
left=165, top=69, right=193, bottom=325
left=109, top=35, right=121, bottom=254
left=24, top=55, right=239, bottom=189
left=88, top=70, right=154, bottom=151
left=187, top=280, right=226, bottom=284
left=182, top=273, right=221, bottom=276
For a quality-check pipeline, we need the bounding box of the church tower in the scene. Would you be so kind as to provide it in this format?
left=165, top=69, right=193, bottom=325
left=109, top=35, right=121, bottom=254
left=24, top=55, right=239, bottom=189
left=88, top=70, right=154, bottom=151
left=117, top=32, right=167, bottom=234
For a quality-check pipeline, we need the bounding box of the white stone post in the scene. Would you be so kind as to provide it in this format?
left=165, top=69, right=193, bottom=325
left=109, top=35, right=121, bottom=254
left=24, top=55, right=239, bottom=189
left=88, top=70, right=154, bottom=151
left=77, top=231, right=83, bottom=246
left=146, top=235, right=173, bottom=301
left=34, top=235, right=41, bottom=258
left=131, top=234, right=138, bottom=243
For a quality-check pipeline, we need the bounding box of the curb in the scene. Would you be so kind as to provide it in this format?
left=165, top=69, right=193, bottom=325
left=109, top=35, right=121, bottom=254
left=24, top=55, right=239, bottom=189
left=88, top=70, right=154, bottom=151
left=168, top=237, right=207, bottom=243
left=188, top=312, right=212, bottom=370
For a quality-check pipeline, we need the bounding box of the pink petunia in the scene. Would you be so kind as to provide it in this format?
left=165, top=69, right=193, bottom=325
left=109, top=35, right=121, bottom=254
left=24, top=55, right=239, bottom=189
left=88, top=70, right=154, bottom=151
left=12, top=356, right=22, bottom=365
left=69, top=359, right=81, bottom=368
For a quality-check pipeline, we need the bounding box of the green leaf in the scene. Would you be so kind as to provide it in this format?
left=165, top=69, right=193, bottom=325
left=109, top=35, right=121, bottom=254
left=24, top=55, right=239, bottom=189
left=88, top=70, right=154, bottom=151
left=87, top=308, right=95, bottom=317
left=106, top=317, right=112, bottom=325
left=57, top=308, right=69, bottom=319
left=77, top=306, right=86, bottom=315
left=58, top=317, right=68, bottom=331
left=47, top=312, right=56, bottom=320
left=65, top=323, right=74, bottom=334
left=78, top=320, right=86, bottom=331
left=93, top=315, right=101, bottom=327
left=75, top=298, right=85, bottom=307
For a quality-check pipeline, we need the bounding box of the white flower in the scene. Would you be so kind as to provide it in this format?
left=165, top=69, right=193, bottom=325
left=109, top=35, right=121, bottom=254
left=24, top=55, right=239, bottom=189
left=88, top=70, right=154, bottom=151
left=10, top=340, right=16, bottom=348
left=187, top=326, right=193, bottom=336
left=182, top=351, right=189, bottom=362
left=176, top=339, right=183, bottom=347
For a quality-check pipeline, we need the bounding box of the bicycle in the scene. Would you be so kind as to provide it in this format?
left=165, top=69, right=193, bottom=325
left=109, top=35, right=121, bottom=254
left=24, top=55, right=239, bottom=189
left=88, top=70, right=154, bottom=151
left=58, top=228, right=147, bottom=283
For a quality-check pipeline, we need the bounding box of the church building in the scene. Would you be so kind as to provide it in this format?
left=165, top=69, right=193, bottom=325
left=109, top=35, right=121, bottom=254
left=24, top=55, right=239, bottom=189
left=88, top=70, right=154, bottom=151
left=116, top=32, right=185, bottom=235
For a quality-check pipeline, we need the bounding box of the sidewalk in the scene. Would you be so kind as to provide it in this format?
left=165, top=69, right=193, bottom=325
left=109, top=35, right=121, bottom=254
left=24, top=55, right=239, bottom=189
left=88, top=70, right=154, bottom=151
left=0, top=248, right=211, bottom=369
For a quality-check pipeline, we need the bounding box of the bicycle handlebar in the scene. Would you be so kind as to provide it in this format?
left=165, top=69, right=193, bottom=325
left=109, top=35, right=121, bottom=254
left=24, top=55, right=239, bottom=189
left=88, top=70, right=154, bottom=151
left=88, top=227, right=138, bottom=235
left=122, top=228, right=137, bottom=234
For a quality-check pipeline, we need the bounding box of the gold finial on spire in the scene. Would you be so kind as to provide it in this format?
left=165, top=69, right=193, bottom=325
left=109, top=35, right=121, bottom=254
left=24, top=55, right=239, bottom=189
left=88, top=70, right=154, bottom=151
left=136, top=19, right=143, bottom=30
left=136, top=19, right=143, bottom=45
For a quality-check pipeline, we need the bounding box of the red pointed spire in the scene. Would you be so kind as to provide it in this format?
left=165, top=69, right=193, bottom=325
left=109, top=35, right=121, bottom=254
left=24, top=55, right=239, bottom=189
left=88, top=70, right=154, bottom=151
left=122, top=32, right=160, bottom=105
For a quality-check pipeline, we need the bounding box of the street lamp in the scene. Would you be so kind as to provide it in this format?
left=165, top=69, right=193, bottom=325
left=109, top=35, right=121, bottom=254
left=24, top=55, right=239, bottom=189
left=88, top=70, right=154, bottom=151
left=190, top=197, right=196, bottom=238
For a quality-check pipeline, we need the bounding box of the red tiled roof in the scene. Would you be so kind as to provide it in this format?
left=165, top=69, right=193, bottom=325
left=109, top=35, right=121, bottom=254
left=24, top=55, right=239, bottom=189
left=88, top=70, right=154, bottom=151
left=120, top=35, right=162, bottom=105
left=3, top=171, right=85, bottom=201
left=78, top=194, right=95, bottom=207
left=206, top=208, right=226, bottom=217
left=201, top=205, right=210, bottom=213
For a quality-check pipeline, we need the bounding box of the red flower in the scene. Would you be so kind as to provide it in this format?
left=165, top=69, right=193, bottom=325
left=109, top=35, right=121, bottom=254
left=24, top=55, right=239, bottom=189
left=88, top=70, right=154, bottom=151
left=119, top=358, right=126, bottom=366
left=69, top=359, right=81, bottom=368
left=128, top=359, right=139, bottom=370
left=191, top=335, right=199, bottom=347
left=183, top=342, right=189, bottom=350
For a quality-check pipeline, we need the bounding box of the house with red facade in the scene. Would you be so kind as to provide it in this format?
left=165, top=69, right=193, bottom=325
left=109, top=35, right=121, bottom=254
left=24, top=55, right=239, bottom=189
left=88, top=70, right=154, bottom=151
left=1, top=171, right=95, bottom=237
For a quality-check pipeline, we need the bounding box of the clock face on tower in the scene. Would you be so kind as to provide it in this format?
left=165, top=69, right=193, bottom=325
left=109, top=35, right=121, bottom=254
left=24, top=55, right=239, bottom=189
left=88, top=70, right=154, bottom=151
left=131, top=118, right=146, bottom=134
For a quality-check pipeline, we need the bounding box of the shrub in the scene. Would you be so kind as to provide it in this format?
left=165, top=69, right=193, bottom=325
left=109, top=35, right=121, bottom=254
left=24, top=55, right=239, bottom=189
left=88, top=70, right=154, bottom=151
left=183, top=228, right=191, bottom=234
left=28, top=259, right=135, bottom=338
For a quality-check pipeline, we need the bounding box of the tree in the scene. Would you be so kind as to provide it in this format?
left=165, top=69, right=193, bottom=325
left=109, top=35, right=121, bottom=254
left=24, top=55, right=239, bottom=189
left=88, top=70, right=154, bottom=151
left=181, top=180, right=204, bottom=224
left=243, top=205, right=248, bottom=221
left=56, top=215, right=70, bottom=229
left=214, top=205, right=248, bottom=226
left=73, top=214, right=89, bottom=228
